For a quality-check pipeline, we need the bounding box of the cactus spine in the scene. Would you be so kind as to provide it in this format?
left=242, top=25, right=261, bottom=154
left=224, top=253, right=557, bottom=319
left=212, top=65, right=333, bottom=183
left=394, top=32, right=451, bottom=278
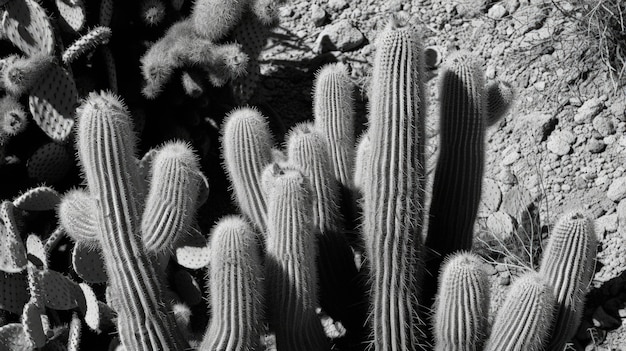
left=263, top=165, right=329, bottom=351
left=313, top=63, right=356, bottom=189
left=539, top=211, right=597, bottom=350
left=200, top=216, right=264, bottom=351
left=423, top=50, right=487, bottom=304
left=361, top=19, right=426, bottom=351
left=484, top=272, right=556, bottom=351
left=433, top=252, right=489, bottom=351
left=76, top=91, right=187, bottom=350
left=142, top=141, right=202, bottom=252
left=222, top=107, right=273, bottom=232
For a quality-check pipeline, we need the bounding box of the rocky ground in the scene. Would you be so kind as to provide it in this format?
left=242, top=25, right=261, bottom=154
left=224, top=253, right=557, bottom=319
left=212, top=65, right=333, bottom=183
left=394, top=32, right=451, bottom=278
left=250, top=0, right=626, bottom=349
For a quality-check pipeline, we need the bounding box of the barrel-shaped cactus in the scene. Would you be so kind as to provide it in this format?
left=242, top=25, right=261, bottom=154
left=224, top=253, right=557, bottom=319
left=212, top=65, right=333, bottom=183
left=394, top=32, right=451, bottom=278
left=312, top=63, right=356, bottom=189
left=142, top=141, right=202, bottom=252
left=484, top=272, right=556, bottom=351
left=263, top=165, right=329, bottom=351
left=200, top=216, right=265, bottom=351
left=433, top=252, right=489, bottom=351
left=76, top=91, right=187, bottom=350
left=423, top=50, right=487, bottom=304
left=222, top=107, right=274, bottom=232
left=360, top=18, right=427, bottom=351
left=539, top=211, right=597, bottom=350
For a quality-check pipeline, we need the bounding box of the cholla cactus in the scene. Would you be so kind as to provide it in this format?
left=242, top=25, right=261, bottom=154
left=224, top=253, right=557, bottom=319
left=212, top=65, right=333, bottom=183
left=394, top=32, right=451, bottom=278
left=2, top=53, right=54, bottom=96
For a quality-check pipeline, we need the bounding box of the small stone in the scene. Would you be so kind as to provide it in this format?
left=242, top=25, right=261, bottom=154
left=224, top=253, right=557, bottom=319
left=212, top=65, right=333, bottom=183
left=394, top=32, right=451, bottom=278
left=314, top=20, right=365, bottom=54
left=609, top=99, right=626, bottom=122
left=596, top=213, right=618, bottom=233
left=501, top=150, right=520, bottom=166
left=514, top=112, right=556, bottom=142
left=310, top=5, right=327, bottom=27
left=607, top=177, right=626, bottom=202
left=587, top=138, right=606, bottom=154
left=592, top=305, right=621, bottom=329
left=617, top=199, right=626, bottom=227
left=574, top=97, right=606, bottom=124
left=499, top=168, right=517, bottom=185
left=328, top=0, right=348, bottom=11
left=592, top=115, right=615, bottom=136
left=488, top=4, right=508, bottom=18
left=485, top=65, right=496, bottom=79
left=533, top=81, right=545, bottom=91
left=547, top=131, right=572, bottom=156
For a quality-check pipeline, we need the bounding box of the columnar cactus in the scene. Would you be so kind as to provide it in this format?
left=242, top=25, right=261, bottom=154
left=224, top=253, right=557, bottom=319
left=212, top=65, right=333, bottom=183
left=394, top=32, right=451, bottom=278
left=222, top=107, right=274, bottom=232
left=141, top=141, right=202, bottom=252
left=539, top=211, right=597, bottom=350
left=76, top=91, right=188, bottom=350
left=484, top=272, right=556, bottom=351
left=433, top=252, right=489, bottom=351
left=286, top=123, right=366, bottom=337
left=200, top=215, right=264, bottom=351
left=423, top=50, right=487, bottom=304
left=312, top=63, right=356, bottom=189
left=360, top=18, right=427, bottom=351
left=263, top=165, right=329, bottom=351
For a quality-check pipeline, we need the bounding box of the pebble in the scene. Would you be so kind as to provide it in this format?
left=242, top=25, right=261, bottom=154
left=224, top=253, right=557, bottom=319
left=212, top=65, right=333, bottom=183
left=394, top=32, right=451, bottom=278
left=547, top=130, right=574, bottom=156
left=488, top=4, right=508, bottom=19
left=607, top=176, right=626, bottom=202
left=609, top=99, right=626, bottom=122
left=587, top=138, right=607, bottom=154
left=314, top=20, right=365, bottom=54
left=311, top=5, right=327, bottom=27
left=574, top=96, right=606, bottom=124
left=596, top=213, right=618, bottom=233
left=328, top=0, right=349, bottom=11
left=592, top=115, right=615, bottom=136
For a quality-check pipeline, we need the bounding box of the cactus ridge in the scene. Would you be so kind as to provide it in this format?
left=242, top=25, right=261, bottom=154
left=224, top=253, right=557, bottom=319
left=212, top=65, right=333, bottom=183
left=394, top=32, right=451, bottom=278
left=484, top=272, right=556, bottom=351
left=264, top=165, right=329, bottom=351
left=200, top=215, right=264, bottom=351
left=434, top=252, right=489, bottom=351
left=361, top=21, right=427, bottom=351
left=76, top=91, right=187, bottom=350
left=539, top=210, right=597, bottom=350
left=222, top=107, right=273, bottom=232
left=313, top=63, right=356, bottom=189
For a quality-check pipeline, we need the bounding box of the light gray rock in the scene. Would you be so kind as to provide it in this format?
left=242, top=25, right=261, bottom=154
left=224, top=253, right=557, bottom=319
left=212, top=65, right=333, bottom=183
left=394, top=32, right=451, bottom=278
left=547, top=130, right=574, bottom=156
left=607, top=176, right=626, bottom=202
left=488, top=4, right=508, bottom=18
left=574, top=96, right=606, bottom=124
left=592, top=115, right=615, bottom=136
left=314, top=20, right=365, bottom=54
left=311, top=5, right=327, bottom=27
left=328, top=0, right=348, bottom=11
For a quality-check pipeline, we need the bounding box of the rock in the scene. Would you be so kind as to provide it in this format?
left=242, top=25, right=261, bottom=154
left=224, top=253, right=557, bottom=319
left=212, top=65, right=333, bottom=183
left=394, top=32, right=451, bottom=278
left=587, top=138, right=606, bottom=154
left=501, top=150, right=520, bottom=166
left=488, top=4, right=508, bottom=19
left=609, top=98, right=626, bottom=122
left=328, top=0, right=348, bottom=11
left=513, top=112, right=556, bottom=142
left=596, top=213, right=618, bottom=233
left=617, top=199, right=626, bottom=227
left=499, top=168, right=517, bottom=185
left=607, top=177, right=626, bottom=202
left=574, top=96, right=606, bottom=124
left=547, top=130, right=574, bottom=156
left=455, top=0, right=489, bottom=17
left=314, top=20, right=365, bottom=54
left=592, top=306, right=621, bottom=329
left=592, top=115, right=615, bottom=136
left=310, top=5, right=327, bottom=27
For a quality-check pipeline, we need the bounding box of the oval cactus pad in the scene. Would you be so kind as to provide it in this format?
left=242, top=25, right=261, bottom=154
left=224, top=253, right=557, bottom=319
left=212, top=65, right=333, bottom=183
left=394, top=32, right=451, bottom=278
left=2, top=0, right=55, bottom=56
left=13, top=186, right=61, bottom=211
left=56, top=0, right=87, bottom=32
left=28, top=63, right=78, bottom=142
left=72, top=242, right=107, bottom=284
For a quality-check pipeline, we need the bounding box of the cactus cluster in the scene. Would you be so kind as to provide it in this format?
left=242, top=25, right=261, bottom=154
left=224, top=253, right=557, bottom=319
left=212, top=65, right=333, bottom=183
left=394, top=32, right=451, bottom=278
left=0, top=3, right=603, bottom=351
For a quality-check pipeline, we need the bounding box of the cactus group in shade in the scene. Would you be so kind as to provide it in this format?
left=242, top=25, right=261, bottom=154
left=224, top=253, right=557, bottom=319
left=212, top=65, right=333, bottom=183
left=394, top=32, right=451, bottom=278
left=200, top=215, right=265, bottom=351
left=360, top=18, right=427, bottom=351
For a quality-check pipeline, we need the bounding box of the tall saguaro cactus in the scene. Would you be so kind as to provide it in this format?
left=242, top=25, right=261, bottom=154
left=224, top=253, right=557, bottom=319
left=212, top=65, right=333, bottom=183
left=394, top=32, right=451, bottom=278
left=423, top=50, right=487, bottom=305
left=76, top=91, right=187, bottom=350
left=361, top=18, right=427, bottom=351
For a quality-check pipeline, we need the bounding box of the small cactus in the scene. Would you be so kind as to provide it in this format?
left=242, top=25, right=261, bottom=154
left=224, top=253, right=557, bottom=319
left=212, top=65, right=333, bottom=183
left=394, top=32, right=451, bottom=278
left=484, top=272, right=556, bottom=351
left=0, top=95, right=28, bottom=137
left=200, top=216, right=265, bottom=351
left=191, top=0, right=247, bottom=41
left=2, top=53, right=54, bottom=96
left=62, top=26, right=112, bottom=65
left=222, top=107, right=274, bottom=232
left=433, top=252, right=489, bottom=351
left=539, top=211, right=597, bottom=350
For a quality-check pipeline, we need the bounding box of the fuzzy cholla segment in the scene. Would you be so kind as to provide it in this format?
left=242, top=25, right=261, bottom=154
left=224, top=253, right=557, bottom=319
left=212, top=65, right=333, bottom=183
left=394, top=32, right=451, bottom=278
left=200, top=215, right=264, bottom=351
left=361, top=19, right=426, bottom=351
left=263, top=165, right=329, bottom=351
left=76, top=91, right=187, bottom=350
left=539, top=211, right=597, bottom=350
left=434, top=252, right=489, bottom=351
